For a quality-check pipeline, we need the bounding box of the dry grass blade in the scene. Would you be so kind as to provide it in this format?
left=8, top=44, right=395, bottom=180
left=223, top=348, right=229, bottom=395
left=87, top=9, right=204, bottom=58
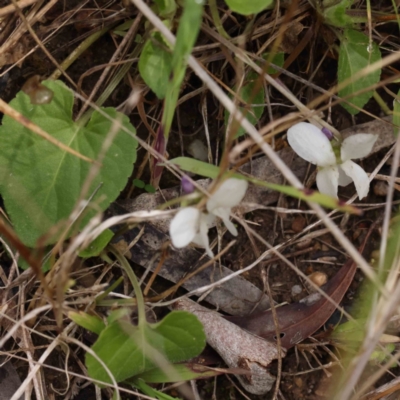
left=0, top=0, right=39, bottom=17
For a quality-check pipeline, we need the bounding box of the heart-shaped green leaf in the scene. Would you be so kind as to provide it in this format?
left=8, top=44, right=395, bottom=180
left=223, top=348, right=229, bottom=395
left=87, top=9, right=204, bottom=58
left=338, top=29, right=381, bottom=115
left=0, top=80, right=137, bottom=247
left=86, top=311, right=206, bottom=383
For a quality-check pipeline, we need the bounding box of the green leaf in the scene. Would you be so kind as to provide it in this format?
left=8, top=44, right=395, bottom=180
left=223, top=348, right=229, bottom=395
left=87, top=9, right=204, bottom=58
left=134, top=379, right=178, bottom=400
left=144, top=184, right=156, bottom=193
left=112, top=20, right=135, bottom=37
left=154, top=0, right=177, bottom=18
left=0, top=80, right=137, bottom=247
left=69, top=311, right=106, bottom=335
left=169, top=157, right=362, bottom=215
left=224, top=71, right=265, bottom=137
left=139, top=39, right=172, bottom=99
left=263, top=51, right=285, bottom=74
left=135, top=363, right=222, bottom=383
left=338, top=29, right=381, bottom=115
left=170, top=0, right=202, bottom=87
left=224, top=0, right=274, bottom=15
left=162, top=0, right=203, bottom=139
left=330, top=319, right=366, bottom=342
left=393, top=90, right=400, bottom=136
left=79, top=229, right=114, bottom=258
left=322, top=0, right=354, bottom=27
left=18, top=255, right=52, bottom=271
left=86, top=311, right=206, bottom=384
left=168, top=157, right=219, bottom=177
left=331, top=319, right=396, bottom=363
left=107, top=308, right=131, bottom=325
left=370, top=343, right=396, bottom=363
left=133, top=178, right=145, bottom=188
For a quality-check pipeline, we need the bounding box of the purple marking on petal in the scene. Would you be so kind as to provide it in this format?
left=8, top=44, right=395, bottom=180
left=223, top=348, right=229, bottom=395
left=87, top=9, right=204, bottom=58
left=181, top=175, right=195, bottom=194
left=321, top=127, right=334, bottom=141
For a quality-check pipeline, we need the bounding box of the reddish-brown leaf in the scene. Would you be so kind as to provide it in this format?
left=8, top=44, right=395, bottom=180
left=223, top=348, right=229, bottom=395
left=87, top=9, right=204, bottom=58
left=226, top=258, right=357, bottom=349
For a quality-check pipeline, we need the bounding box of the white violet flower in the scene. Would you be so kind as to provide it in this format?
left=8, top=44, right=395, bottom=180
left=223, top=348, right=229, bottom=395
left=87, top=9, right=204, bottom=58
left=169, top=178, right=248, bottom=257
left=287, top=122, right=377, bottom=200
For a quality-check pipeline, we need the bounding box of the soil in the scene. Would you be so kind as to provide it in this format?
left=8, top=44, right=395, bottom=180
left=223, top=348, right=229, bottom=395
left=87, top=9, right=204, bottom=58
left=1, top=0, right=399, bottom=399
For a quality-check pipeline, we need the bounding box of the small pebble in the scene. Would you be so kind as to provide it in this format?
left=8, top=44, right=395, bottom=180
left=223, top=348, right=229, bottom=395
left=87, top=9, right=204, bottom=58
left=305, top=271, right=328, bottom=293
left=317, top=256, right=337, bottom=262
left=295, top=237, right=313, bottom=249
left=291, top=215, right=306, bottom=233
left=308, top=271, right=328, bottom=287
left=352, top=228, right=362, bottom=241
left=291, top=284, right=302, bottom=296
left=374, top=181, right=389, bottom=197
left=187, top=139, right=208, bottom=161
left=294, top=377, right=303, bottom=388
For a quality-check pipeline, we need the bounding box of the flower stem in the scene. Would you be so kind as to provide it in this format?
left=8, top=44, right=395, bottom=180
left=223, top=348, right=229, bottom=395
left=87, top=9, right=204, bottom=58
left=110, top=246, right=146, bottom=327
left=373, top=91, right=392, bottom=115
left=208, top=0, right=230, bottom=39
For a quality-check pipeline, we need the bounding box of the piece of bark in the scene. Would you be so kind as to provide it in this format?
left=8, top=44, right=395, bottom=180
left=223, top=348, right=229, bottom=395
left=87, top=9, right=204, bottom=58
left=113, top=221, right=270, bottom=316
left=173, top=297, right=284, bottom=395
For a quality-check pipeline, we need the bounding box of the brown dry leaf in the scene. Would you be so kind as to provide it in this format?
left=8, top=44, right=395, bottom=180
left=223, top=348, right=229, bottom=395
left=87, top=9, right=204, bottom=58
left=280, top=21, right=304, bottom=53
left=0, top=35, right=28, bottom=67
left=226, top=257, right=358, bottom=348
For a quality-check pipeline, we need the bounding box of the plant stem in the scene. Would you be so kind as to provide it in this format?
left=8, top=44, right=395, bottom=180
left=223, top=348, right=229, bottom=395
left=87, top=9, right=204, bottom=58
left=95, top=276, right=124, bottom=303
left=208, top=0, right=230, bottom=39
left=373, top=91, right=392, bottom=115
left=50, top=26, right=111, bottom=80
left=110, top=246, right=146, bottom=327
